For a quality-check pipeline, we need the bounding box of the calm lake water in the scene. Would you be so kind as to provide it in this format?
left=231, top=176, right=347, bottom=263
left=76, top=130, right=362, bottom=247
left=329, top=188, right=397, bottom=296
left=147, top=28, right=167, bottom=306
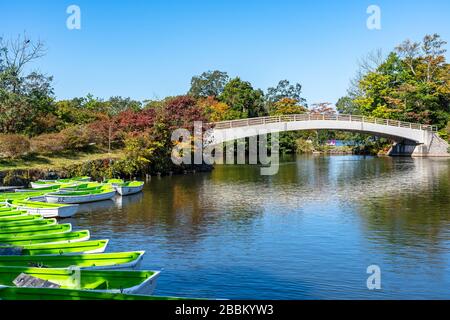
left=70, top=155, right=450, bottom=299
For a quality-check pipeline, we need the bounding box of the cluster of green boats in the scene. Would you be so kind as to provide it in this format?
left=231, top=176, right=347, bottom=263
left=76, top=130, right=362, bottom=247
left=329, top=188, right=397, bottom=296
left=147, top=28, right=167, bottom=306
left=1, top=177, right=146, bottom=219
left=0, top=177, right=194, bottom=300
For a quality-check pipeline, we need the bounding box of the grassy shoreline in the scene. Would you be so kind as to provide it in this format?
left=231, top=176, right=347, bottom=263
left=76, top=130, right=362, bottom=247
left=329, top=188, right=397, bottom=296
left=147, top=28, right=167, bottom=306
left=0, top=150, right=124, bottom=171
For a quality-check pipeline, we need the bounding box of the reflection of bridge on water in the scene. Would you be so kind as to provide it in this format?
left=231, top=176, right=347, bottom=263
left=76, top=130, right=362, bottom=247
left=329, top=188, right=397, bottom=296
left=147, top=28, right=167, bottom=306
left=209, top=114, right=450, bottom=157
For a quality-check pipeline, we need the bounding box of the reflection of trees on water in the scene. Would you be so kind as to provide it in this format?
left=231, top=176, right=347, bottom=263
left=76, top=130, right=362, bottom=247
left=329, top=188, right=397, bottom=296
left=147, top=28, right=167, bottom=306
left=211, top=156, right=450, bottom=258
left=354, top=158, right=450, bottom=253
left=210, top=156, right=450, bottom=207
left=332, top=157, right=450, bottom=201
left=284, top=156, right=450, bottom=255
left=87, top=173, right=266, bottom=247
left=78, top=155, right=450, bottom=254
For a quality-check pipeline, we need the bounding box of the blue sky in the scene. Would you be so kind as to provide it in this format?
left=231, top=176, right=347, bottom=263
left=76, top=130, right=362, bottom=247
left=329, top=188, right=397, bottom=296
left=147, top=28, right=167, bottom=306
left=1, top=0, right=449, bottom=105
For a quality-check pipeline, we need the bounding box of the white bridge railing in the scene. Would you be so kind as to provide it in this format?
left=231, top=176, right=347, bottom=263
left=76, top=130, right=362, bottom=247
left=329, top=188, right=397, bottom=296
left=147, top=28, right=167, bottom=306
left=211, top=114, right=438, bottom=132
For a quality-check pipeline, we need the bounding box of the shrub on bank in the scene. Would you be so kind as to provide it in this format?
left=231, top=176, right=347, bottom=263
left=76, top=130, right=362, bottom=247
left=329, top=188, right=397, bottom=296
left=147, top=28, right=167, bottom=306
left=63, top=158, right=115, bottom=181
left=30, top=132, right=66, bottom=154
left=0, top=134, right=30, bottom=159
left=30, top=126, right=99, bottom=155
left=60, top=125, right=98, bottom=151
left=295, top=138, right=315, bottom=154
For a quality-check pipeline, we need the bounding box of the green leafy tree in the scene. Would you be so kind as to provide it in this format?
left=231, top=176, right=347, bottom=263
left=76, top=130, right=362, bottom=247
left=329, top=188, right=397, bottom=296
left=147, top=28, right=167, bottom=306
left=266, top=80, right=307, bottom=106
left=219, top=77, right=265, bottom=118
left=267, top=98, right=308, bottom=153
left=336, top=96, right=360, bottom=115
left=269, top=98, right=308, bottom=116
left=106, top=96, right=142, bottom=115
left=54, top=97, right=102, bottom=127
left=351, top=34, right=449, bottom=128
left=188, top=70, right=229, bottom=98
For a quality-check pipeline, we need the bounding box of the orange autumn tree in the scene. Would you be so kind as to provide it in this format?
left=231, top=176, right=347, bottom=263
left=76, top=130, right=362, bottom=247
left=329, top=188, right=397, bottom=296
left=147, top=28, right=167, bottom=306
left=197, top=96, right=241, bottom=122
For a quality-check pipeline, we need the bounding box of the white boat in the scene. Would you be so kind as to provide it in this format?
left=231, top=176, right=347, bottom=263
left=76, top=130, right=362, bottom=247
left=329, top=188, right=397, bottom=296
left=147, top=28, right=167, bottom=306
left=30, top=177, right=91, bottom=189
left=15, top=188, right=53, bottom=193
left=26, top=196, right=48, bottom=202
left=115, top=181, right=145, bottom=196
left=30, top=182, right=58, bottom=189
left=16, top=184, right=76, bottom=193
left=7, top=200, right=79, bottom=218
left=45, top=190, right=117, bottom=204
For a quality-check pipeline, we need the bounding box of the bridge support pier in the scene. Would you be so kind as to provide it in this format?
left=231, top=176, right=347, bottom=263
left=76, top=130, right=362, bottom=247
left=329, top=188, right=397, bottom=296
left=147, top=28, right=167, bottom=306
left=388, top=140, right=418, bottom=156
left=388, top=133, right=450, bottom=157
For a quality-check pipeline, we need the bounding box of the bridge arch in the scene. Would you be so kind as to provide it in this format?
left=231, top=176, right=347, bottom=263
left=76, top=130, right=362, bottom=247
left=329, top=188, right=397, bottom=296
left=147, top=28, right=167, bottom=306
left=207, top=114, right=448, bottom=157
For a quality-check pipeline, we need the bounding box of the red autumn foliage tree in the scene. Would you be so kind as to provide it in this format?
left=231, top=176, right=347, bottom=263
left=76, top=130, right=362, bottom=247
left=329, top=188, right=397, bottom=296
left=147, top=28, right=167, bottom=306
left=161, top=95, right=208, bottom=131
left=88, top=108, right=157, bottom=148
left=116, top=108, right=156, bottom=133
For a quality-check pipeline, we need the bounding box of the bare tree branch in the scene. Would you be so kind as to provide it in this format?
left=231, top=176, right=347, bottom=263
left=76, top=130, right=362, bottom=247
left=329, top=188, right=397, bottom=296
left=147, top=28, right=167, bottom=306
left=0, top=33, right=46, bottom=75
left=395, top=39, right=420, bottom=76
left=347, top=49, right=384, bottom=98
left=0, top=33, right=46, bottom=93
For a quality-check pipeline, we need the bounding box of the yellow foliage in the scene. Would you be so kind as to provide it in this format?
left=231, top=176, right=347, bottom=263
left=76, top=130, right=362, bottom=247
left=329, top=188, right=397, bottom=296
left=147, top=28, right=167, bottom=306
left=270, top=98, right=307, bottom=116
left=371, top=105, right=396, bottom=119
left=197, top=97, right=238, bottom=121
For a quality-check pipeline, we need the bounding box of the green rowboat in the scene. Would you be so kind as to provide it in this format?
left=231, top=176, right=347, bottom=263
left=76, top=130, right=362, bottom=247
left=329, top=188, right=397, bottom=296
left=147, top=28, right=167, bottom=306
left=105, top=179, right=124, bottom=185
left=7, top=200, right=79, bottom=218
left=1, top=239, right=109, bottom=255
left=0, top=214, right=42, bottom=223
left=0, top=213, right=41, bottom=221
left=0, top=214, right=49, bottom=229
left=60, top=182, right=104, bottom=190
left=57, top=176, right=91, bottom=183
left=115, top=181, right=144, bottom=196
left=0, top=191, right=47, bottom=201
left=15, top=185, right=61, bottom=193
left=0, top=207, right=18, bottom=212
left=0, top=223, right=71, bottom=237
left=45, top=188, right=116, bottom=204
left=0, top=210, right=28, bottom=218
left=0, top=230, right=90, bottom=246
left=30, top=177, right=91, bottom=189
left=30, top=181, right=61, bottom=189
left=0, top=251, right=145, bottom=269
left=0, top=267, right=159, bottom=294
left=60, top=186, right=105, bottom=193
left=0, top=286, right=194, bottom=300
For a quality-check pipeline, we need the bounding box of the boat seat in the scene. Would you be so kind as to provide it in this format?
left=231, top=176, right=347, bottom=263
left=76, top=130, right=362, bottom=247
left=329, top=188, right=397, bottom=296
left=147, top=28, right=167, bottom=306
left=13, top=273, right=60, bottom=289
left=84, top=279, right=108, bottom=290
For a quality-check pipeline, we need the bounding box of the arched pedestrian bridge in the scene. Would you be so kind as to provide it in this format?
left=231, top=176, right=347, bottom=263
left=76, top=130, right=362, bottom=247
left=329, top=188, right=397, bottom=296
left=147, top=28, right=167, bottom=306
left=208, top=114, right=449, bottom=157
